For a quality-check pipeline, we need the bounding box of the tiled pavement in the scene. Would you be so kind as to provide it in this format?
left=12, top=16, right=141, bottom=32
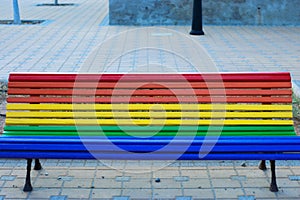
left=1, top=0, right=300, bottom=199
left=1, top=160, right=300, bottom=200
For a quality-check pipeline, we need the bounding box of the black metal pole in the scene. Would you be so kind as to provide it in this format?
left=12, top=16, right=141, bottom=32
left=190, top=0, right=204, bottom=35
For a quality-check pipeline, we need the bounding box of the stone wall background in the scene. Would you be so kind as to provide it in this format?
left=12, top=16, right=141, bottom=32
left=109, top=0, right=300, bottom=26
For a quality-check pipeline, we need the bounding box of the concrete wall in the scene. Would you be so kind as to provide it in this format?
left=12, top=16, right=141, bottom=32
left=109, top=0, right=300, bottom=26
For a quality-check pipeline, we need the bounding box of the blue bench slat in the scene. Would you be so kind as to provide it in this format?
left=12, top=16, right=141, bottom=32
left=2, top=136, right=300, bottom=153
left=2, top=143, right=300, bottom=153
left=0, top=151, right=299, bottom=160
left=1, top=136, right=300, bottom=145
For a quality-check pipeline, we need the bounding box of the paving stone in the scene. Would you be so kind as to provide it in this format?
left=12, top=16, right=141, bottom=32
left=181, top=178, right=211, bottom=189
left=288, top=175, right=300, bottom=181
left=275, top=187, right=300, bottom=199
left=214, top=188, right=244, bottom=199
left=241, top=178, right=269, bottom=188
left=61, top=188, right=91, bottom=199
left=0, top=176, right=16, bottom=181
left=49, top=195, right=68, bottom=200
left=238, top=196, right=255, bottom=200
left=1, top=177, right=22, bottom=188
left=123, top=178, right=151, bottom=189
left=93, top=178, right=122, bottom=189
left=96, top=170, right=123, bottom=178
left=115, top=176, right=131, bottom=182
left=113, top=196, right=130, bottom=200
left=231, top=175, right=247, bottom=181
left=244, top=188, right=277, bottom=199
left=122, top=188, right=152, bottom=198
left=209, top=169, right=237, bottom=178
left=57, top=176, right=74, bottom=181
left=153, top=169, right=180, bottom=178
left=34, top=178, right=64, bottom=188
left=174, top=176, right=190, bottom=182
left=211, top=178, right=241, bottom=188
left=175, top=196, right=192, bottom=200
left=91, top=188, right=121, bottom=198
left=153, top=189, right=182, bottom=198
left=0, top=187, right=28, bottom=199
left=63, top=178, right=93, bottom=188
left=180, top=168, right=208, bottom=178
left=68, top=169, right=95, bottom=178
left=153, top=178, right=181, bottom=189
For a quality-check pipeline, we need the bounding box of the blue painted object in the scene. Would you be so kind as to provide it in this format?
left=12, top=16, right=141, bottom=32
left=1, top=136, right=300, bottom=160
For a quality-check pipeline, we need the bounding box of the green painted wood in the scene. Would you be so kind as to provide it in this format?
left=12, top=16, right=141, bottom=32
left=3, top=130, right=296, bottom=137
left=4, top=125, right=296, bottom=132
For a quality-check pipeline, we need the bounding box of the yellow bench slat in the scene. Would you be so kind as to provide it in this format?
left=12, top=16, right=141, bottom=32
left=5, top=118, right=294, bottom=126
left=6, top=103, right=292, bottom=111
left=7, top=111, right=293, bottom=119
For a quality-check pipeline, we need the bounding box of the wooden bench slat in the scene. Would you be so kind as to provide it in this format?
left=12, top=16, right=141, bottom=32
left=5, top=118, right=294, bottom=126
left=9, top=72, right=291, bottom=82
left=6, top=103, right=292, bottom=111
left=2, top=141, right=300, bottom=152
left=3, top=136, right=300, bottom=144
left=1, top=135, right=300, bottom=160
left=4, top=125, right=296, bottom=132
left=8, top=88, right=292, bottom=96
left=1, top=150, right=299, bottom=160
left=6, top=111, right=293, bottom=119
left=3, top=130, right=296, bottom=136
left=8, top=81, right=292, bottom=89
left=7, top=96, right=293, bottom=103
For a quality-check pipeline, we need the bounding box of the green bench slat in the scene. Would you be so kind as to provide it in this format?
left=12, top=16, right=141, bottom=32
left=3, top=131, right=296, bottom=136
left=3, top=125, right=296, bottom=136
left=4, top=125, right=296, bottom=132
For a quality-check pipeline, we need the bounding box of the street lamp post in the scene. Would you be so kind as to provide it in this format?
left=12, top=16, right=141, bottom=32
left=13, top=0, right=21, bottom=24
left=190, top=0, right=204, bottom=35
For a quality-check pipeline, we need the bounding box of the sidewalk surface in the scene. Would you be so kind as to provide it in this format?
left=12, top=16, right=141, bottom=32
left=0, top=0, right=300, bottom=199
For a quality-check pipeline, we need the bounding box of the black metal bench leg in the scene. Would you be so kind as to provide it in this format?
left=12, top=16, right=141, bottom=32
left=269, top=160, right=279, bottom=192
left=259, top=160, right=267, bottom=170
left=34, top=159, right=42, bottom=170
left=23, top=159, right=33, bottom=192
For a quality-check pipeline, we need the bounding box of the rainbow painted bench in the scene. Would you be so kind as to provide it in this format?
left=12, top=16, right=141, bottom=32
left=1, top=72, right=300, bottom=192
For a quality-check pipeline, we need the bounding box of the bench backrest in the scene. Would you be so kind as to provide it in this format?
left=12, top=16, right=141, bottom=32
left=4, top=72, right=295, bottom=137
